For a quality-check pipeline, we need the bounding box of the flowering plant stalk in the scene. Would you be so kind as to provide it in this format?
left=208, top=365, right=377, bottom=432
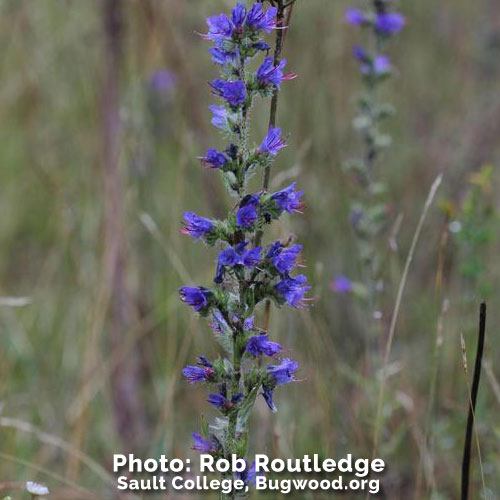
left=339, top=0, right=405, bottom=314
left=179, top=2, right=308, bottom=498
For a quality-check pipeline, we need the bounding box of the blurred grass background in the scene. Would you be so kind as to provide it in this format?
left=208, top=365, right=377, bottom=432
left=1, top=0, right=500, bottom=498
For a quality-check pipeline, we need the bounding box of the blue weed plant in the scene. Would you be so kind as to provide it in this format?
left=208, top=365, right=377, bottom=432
left=338, top=0, right=405, bottom=313
left=179, top=2, right=307, bottom=494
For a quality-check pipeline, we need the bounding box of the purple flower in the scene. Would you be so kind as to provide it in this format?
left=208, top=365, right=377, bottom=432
left=272, top=245, right=302, bottom=275
left=275, top=275, right=311, bottom=307
left=191, top=433, right=220, bottom=453
left=236, top=195, right=260, bottom=228
left=182, top=365, right=215, bottom=384
left=261, top=358, right=299, bottom=412
left=200, top=148, right=228, bottom=169
left=353, top=46, right=391, bottom=75
left=259, top=126, right=286, bottom=156
left=252, top=41, right=271, bottom=52
left=179, top=286, right=212, bottom=312
left=266, top=241, right=282, bottom=259
left=256, top=58, right=289, bottom=88
left=205, top=13, right=234, bottom=45
left=332, top=276, right=353, bottom=294
left=345, top=8, right=366, bottom=26
left=231, top=3, right=247, bottom=28
left=246, top=335, right=282, bottom=357
left=215, top=244, right=261, bottom=283
left=246, top=3, right=278, bottom=32
left=197, top=355, right=212, bottom=367
left=262, top=386, right=277, bottom=412
left=271, top=182, right=304, bottom=213
left=242, top=247, right=262, bottom=267
left=209, top=105, right=229, bottom=130
left=373, top=55, right=392, bottom=75
left=219, top=244, right=261, bottom=268
left=237, top=204, right=258, bottom=228
left=181, top=212, right=213, bottom=238
left=237, top=461, right=258, bottom=485
left=375, top=12, right=405, bottom=35
left=211, top=79, right=246, bottom=107
left=208, top=392, right=242, bottom=410
left=209, top=47, right=237, bottom=66
left=149, top=69, right=177, bottom=93
left=207, top=393, right=226, bottom=408
left=243, top=316, right=255, bottom=331
left=219, top=248, right=240, bottom=266
left=267, top=358, right=299, bottom=385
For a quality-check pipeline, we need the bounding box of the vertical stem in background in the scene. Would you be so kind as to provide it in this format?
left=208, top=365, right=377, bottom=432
left=102, top=0, right=148, bottom=452
left=461, top=303, right=487, bottom=500
left=256, top=0, right=295, bottom=329
left=261, top=1, right=285, bottom=193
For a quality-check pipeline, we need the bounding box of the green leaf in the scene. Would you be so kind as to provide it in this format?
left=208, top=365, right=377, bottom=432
left=214, top=331, right=234, bottom=356
left=237, top=386, right=259, bottom=431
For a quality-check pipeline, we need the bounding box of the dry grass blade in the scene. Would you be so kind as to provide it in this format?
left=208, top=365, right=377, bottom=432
left=0, top=418, right=114, bottom=486
left=372, top=174, right=443, bottom=461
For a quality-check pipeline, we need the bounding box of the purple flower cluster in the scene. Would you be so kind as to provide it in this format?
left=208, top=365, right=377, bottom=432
left=345, top=8, right=405, bottom=35
left=341, top=3, right=405, bottom=303
left=180, top=0, right=306, bottom=479
left=345, top=4, right=405, bottom=78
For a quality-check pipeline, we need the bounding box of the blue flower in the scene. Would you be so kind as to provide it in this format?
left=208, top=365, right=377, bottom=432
left=211, top=79, right=246, bottom=107
left=275, top=275, right=311, bottom=307
left=207, top=393, right=226, bottom=408
left=345, top=8, right=366, bottom=26
left=353, top=46, right=391, bottom=75
left=182, top=212, right=213, bottom=238
left=242, top=246, right=262, bottom=267
left=209, top=105, right=230, bottom=130
left=231, top=3, right=247, bottom=28
left=268, top=357, right=299, bottom=385
left=237, top=461, right=258, bottom=485
left=215, top=244, right=262, bottom=283
left=259, top=126, right=286, bottom=155
left=200, top=148, right=228, bottom=169
left=246, top=3, right=278, bottom=32
left=373, top=55, right=391, bottom=75
left=197, top=355, right=213, bottom=367
left=209, top=47, right=237, bottom=66
left=243, top=316, right=255, bottom=330
left=261, top=359, right=299, bottom=412
left=182, top=365, right=215, bottom=384
left=262, top=386, right=277, bottom=412
left=237, top=204, right=258, bottom=228
left=149, top=69, right=177, bottom=93
left=179, top=286, right=212, bottom=312
left=266, top=241, right=282, bottom=259
left=246, top=335, right=282, bottom=357
left=256, top=58, right=289, bottom=88
left=271, top=182, right=304, bottom=213
left=252, top=41, right=271, bottom=52
left=272, top=245, right=302, bottom=275
left=219, top=248, right=240, bottom=266
left=205, top=13, right=234, bottom=45
left=332, top=276, right=353, bottom=294
left=191, top=433, right=220, bottom=453
left=208, top=392, right=242, bottom=410
left=236, top=195, right=260, bottom=228
left=375, top=12, right=405, bottom=35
